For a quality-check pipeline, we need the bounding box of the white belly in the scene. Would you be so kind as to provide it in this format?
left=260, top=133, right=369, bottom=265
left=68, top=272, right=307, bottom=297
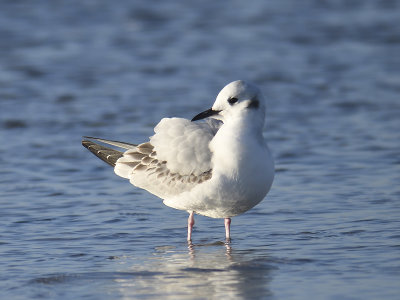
left=163, top=147, right=274, bottom=218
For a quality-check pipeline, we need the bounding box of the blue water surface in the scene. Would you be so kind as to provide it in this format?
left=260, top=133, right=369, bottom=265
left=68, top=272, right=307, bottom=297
left=1, top=0, right=399, bottom=299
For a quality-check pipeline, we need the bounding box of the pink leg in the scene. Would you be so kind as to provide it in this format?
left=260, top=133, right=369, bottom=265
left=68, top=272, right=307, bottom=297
left=187, top=211, right=195, bottom=242
left=224, top=218, right=231, bottom=241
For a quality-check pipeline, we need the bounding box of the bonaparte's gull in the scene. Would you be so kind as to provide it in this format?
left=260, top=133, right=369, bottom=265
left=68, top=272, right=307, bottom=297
left=82, top=80, right=274, bottom=242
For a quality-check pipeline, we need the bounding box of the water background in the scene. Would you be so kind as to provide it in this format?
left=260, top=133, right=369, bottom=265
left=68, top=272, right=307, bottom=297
left=1, top=0, right=399, bottom=299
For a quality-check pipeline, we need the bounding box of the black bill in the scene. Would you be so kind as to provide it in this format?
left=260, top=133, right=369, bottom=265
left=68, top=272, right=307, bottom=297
left=191, top=108, right=221, bottom=122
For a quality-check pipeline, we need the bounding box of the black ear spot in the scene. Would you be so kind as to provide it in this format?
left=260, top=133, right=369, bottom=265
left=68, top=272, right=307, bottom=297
left=247, top=99, right=259, bottom=109
left=228, top=97, right=238, bottom=105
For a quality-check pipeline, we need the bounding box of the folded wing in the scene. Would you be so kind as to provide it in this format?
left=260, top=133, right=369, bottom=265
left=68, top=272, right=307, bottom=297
left=83, top=118, right=220, bottom=199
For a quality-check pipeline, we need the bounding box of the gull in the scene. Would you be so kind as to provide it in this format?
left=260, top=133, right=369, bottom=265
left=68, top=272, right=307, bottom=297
left=82, top=80, right=274, bottom=242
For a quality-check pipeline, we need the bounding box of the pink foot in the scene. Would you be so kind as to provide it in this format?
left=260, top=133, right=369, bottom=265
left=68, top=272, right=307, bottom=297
left=224, top=218, right=231, bottom=242
left=187, top=211, right=195, bottom=242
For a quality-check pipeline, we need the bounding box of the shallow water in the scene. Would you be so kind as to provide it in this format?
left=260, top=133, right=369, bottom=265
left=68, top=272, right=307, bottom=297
left=1, top=0, right=399, bottom=299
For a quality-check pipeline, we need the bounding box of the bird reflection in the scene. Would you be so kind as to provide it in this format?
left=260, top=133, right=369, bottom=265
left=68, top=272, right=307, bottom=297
left=187, top=239, right=232, bottom=260
left=114, top=242, right=274, bottom=299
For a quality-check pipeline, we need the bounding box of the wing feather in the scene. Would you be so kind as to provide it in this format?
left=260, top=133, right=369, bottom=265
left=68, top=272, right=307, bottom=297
left=83, top=136, right=137, bottom=149
left=82, top=140, right=123, bottom=167
left=149, top=118, right=219, bottom=176
left=113, top=117, right=219, bottom=198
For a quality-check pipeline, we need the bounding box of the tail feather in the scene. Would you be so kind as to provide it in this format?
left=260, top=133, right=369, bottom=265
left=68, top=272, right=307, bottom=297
left=82, top=139, right=124, bottom=167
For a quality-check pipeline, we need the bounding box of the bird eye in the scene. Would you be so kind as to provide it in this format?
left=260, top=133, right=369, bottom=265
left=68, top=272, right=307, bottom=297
left=228, top=97, right=238, bottom=105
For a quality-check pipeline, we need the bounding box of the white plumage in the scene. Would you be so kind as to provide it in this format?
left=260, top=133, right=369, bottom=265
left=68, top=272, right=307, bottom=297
left=149, top=118, right=219, bottom=176
left=83, top=80, right=274, bottom=241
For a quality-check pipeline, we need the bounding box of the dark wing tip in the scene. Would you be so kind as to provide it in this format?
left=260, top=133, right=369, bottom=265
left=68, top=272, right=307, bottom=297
left=82, top=139, right=92, bottom=149
left=82, top=139, right=123, bottom=167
